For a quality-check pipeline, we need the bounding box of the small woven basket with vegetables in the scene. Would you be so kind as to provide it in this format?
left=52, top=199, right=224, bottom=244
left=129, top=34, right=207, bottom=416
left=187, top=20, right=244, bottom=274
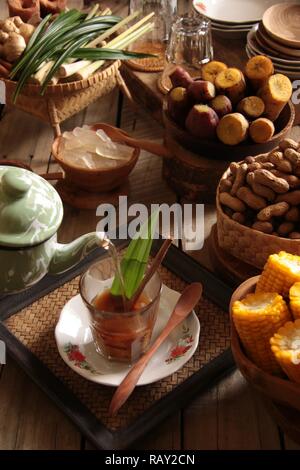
left=0, top=6, right=154, bottom=134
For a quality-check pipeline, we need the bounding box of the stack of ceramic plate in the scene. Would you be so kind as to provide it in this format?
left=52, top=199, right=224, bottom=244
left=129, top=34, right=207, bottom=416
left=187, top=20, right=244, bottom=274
left=193, top=0, right=285, bottom=39
left=246, top=3, right=300, bottom=80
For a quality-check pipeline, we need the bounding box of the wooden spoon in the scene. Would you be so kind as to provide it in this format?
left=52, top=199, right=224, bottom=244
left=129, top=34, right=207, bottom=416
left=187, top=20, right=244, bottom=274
left=109, top=282, right=203, bottom=416
left=92, top=123, right=172, bottom=159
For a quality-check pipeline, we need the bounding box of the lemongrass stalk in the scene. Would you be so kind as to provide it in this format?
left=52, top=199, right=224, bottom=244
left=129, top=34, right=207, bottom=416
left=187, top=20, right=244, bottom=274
left=73, top=22, right=154, bottom=81
left=86, top=4, right=99, bottom=20
left=58, top=10, right=142, bottom=77
left=31, top=61, right=53, bottom=84
left=60, top=13, right=154, bottom=79
left=99, top=8, right=112, bottom=16
left=88, top=10, right=147, bottom=47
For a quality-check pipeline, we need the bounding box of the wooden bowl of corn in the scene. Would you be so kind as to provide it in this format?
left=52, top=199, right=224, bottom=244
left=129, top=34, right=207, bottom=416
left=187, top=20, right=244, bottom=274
left=230, top=253, right=300, bottom=413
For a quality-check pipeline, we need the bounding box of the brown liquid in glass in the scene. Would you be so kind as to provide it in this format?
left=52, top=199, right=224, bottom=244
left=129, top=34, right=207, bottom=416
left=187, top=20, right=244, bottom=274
left=93, top=289, right=150, bottom=313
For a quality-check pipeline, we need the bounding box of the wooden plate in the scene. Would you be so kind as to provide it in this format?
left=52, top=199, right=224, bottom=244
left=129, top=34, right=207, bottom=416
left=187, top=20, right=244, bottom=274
left=246, top=38, right=300, bottom=71
left=253, top=27, right=300, bottom=64
left=258, top=23, right=300, bottom=58
left=263, top=3, right=300, bottom=49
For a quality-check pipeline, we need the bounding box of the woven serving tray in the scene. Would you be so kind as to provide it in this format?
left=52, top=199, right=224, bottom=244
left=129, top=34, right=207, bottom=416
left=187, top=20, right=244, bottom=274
left=0, top=240, right=235, bottom=449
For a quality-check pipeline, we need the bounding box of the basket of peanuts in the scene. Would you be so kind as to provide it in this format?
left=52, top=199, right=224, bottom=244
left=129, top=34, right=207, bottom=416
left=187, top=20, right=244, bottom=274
left=217, top=138, right=300, bottom=269
left=230, top=251, right=300, bottom=423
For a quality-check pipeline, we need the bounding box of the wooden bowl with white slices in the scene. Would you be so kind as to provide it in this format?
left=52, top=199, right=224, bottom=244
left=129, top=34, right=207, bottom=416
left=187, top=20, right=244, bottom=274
left=52, top=123, right=140, bottom=193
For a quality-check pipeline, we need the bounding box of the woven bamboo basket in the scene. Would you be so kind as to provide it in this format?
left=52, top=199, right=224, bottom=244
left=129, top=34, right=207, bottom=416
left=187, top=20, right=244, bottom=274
left=3, top=60, right=130, bottom=136
left=230, top=276, right=300, bottom=414
left=216, top=167, right=300, bottom=269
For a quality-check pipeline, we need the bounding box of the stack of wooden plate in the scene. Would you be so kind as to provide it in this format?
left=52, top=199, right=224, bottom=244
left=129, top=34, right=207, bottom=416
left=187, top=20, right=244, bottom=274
left=246, top=3, right=300, bottom=80
left=193, top=0, right=285, bottom=39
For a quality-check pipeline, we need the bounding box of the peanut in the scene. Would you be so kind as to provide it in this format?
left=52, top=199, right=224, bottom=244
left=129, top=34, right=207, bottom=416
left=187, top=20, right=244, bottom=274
left=229, top=162, right=239, bottom=176
left=231, top=163, right=248, bottom=196
left=276, top=160, right=293, bottom=174
left=255, top=154, right=269, bottom=163
left=253, top=169, right=289, bottom=193
left=220, top=192, right=246, bottom=212
left=245, top=156, right=255, bottom=164
left=232, top=212, right=246, bottom=224
left=257, top=202, right=289, bottom=221
left=247, top=172, right=275, bottom=201
left=289, top=232, right=300, bottom=239
left=285, top=207, right=300, bottom=223
left=277, top=222, right=295, bottom=237
left=224, top=207, right=234, bottom=218
left=252, top=221, right=273, bottom=234
left=248, top=162, right=262, bottom=172
left=219, top=178, right=232, bottom=193
left=279, top=139, right=299, bottom=152
left=284, top=148, right=300, bottom=167
left=269, top=151, right=284, bottom=166
left=262, top=162, right=274, bottom=170
left=236, top=186, right=266, bottom=210
left=269, top=150, right=292, bottom=173
left=276, top=190, right=300, bottom=205
left=271, top=170, right=300, bottom=189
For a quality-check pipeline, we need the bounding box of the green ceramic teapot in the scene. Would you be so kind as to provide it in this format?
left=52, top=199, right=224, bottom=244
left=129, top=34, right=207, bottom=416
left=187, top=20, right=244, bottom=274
left=0, top=166, right=100, bottom=294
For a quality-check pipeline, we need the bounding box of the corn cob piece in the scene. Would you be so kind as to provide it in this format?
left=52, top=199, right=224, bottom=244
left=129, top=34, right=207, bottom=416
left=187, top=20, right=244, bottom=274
left=232, top=292, right=291, bottom=374
left=289, top=282, right=300, bottom=320
left=256, top=252, right=300, bottom=298
left=270, top=319, right=300, bottom=384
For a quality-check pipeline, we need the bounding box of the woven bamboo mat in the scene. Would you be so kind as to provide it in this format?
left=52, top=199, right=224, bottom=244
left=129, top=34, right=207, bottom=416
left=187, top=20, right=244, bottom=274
left=4, top=258, right=230, bottom=432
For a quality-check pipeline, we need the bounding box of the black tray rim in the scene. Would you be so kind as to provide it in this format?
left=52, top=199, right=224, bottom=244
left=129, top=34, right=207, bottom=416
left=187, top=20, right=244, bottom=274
left=0, top=239, right=236, bottom=450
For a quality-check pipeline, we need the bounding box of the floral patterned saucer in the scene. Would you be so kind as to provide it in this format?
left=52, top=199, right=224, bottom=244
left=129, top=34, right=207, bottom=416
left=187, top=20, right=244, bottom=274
left=55, top=285, right=200, bottom=387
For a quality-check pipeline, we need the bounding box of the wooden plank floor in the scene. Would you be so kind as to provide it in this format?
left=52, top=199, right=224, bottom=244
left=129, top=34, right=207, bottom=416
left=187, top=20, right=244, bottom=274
left=0, top=0, right=300, bottom=451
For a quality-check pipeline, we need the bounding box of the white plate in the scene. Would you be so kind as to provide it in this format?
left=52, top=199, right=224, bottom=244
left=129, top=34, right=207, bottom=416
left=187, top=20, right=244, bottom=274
left=193, top=0, right=287, bottom=24
left=55, top=285, right=200, bottom=387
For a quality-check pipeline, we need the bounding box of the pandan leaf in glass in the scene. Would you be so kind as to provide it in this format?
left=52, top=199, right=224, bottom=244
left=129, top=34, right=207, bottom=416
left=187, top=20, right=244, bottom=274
left=110, top=211, right=159, bottom=300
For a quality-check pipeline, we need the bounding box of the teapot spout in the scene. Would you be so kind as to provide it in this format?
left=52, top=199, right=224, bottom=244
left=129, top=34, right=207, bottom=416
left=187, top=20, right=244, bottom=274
left=49, top=232, right=98, bottom=275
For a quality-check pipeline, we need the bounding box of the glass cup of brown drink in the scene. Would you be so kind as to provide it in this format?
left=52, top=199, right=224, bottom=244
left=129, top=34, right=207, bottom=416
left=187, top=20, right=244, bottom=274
left=79, top=258, right=162, bottom=363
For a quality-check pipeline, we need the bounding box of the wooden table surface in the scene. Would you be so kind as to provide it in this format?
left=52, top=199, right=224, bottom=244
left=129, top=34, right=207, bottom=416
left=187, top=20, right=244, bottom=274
left=0, top=0, right=300, bottom=450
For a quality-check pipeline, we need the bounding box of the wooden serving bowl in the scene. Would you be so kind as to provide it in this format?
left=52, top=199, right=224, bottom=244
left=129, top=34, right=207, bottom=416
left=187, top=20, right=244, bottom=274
left=52, top=123, right=140, bottom=193
left=163, top=101, right=295, bottom=161
left=230, top=276, right=300, bottom=413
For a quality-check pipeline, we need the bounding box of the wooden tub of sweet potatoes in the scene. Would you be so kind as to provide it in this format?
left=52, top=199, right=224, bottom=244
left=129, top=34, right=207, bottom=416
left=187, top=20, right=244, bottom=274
left=217, top=137, right=300, bottom=269
left=162, top=57, right=295, bottom=202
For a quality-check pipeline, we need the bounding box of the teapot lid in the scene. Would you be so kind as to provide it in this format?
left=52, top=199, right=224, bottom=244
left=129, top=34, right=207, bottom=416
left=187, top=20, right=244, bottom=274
left=0, top=166, right=63, bottom=248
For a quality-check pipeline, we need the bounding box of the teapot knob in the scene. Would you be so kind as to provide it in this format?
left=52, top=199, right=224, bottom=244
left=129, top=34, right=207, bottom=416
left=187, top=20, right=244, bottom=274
left=2, top=169, right=31, bottom=199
